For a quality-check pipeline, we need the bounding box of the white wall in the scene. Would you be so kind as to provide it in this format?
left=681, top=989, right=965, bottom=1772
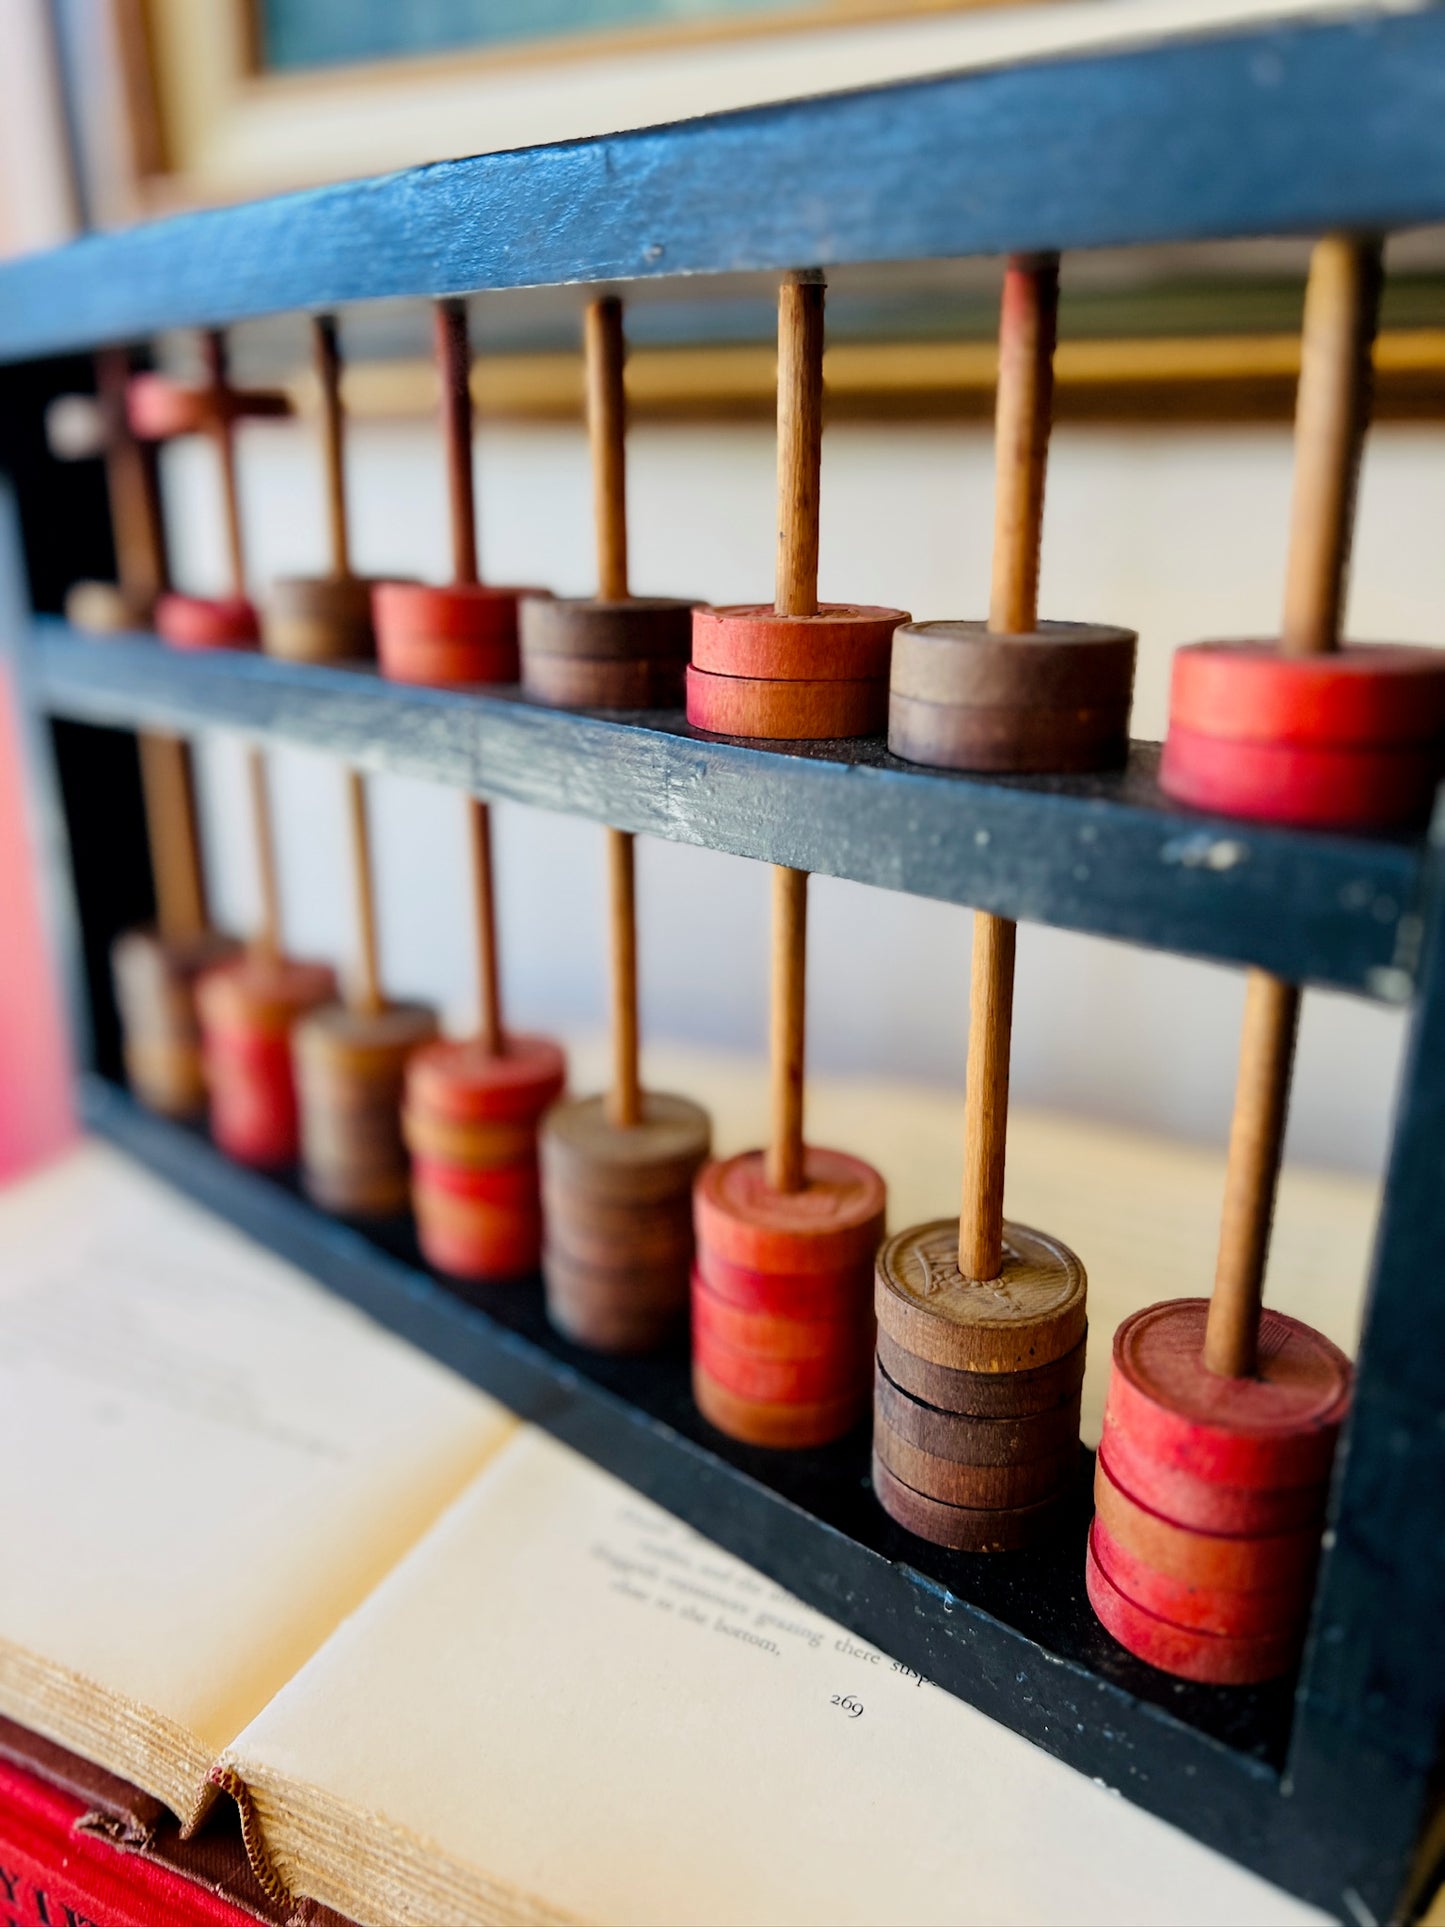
left=166, top=413, right=1442, bottom=1178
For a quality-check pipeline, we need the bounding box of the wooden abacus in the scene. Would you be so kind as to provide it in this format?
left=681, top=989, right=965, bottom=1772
left=11, top=23, right=1445, bottom=1915
left=536, top=296, right=711, bottom=1352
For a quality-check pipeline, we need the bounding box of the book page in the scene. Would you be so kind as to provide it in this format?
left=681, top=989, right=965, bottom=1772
left=229, top=1429, right=1327, bottom=1927
left=0, top=1141, right=517, bottom=1817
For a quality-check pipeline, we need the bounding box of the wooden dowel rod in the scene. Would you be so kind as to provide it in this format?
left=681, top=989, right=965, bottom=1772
left=1207, top=234, right=1381, bottom=1378
left=202, top=331, right=247, bottom=600
left=137, top=734, right=206, bottom=942
left=774, top=274, right=825, bottom=620
left=605, top=827, right=641, bottom=1129
left=767, top=865, right=808, bottom=1194
left=1280, top=235, right=1382, bottom=658
left=988, top=255, right=1059, bottom=638
left=586, top=297, right=629, bottom=603
left=245, top=747, right=281, bottom=960
left=436, top=299, right=478, bottom=588
left=959, top=912, right=1016, bottom=1281
left=467, top=796, right=504, bottom=1058
left=313, top=314, right=350, bottom=581
left=97, top=349, right=167, bottom=603
left=344, top=769, right=383, bottom=1016
left=1204, top=975, right=1301, bottom=1377
left=957, top=256, right=1059, bottom=1279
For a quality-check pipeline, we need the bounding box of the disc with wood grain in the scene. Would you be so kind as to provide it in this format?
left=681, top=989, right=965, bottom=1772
left=1093, top=1450, right=1322, bottom=1593
left=402, top=1108, right=539, bottom=1166
left=875, top=1325, right=1087, bottom=1418
left=695, top=1246, right=874, bottom=1317
left=875, top=1218, right=1087, bottom=1374
left=889, top=620, right=1137, bottom=709
left=685, top=665, right=888, bottom=741
left=1107, top=1300, right=1351, bottom=1490
left=874, top=1416, right=1080, bottom=1510
left=1090, top=1516, right=1312, bottom=1639
left=66, top=581, right=155, bottom=634
left=694, top=1361, right=867, bottom=1450
left=691, top=603, right=908, bottom=682
left=693, top=1327, right=872, bottom=1403
left=523, top=652, right=681, bottom=711
left=692, top=1269, right=872, bottom=1362
left=411, top=1155, right=539, bottom=1207
left=293, top=1001, right=439, bottom=1078
left=1085, top=1528, right=1300, bottom=1685
left=888, top=691, right=1127, bottom=774
left=694, top=1148, right=886, bottom=1274
left=873, top=1356, right=1082, bottom=1464
left=155, top=593, right=260, bottom=652
left=372, top=580, right=537, bottom=686
left=405, top=1034, right=566, bottom=1124
left=1099, top=1409, right=1329, bottom=1536
left=541, top=1093, right=711, bottom=1201
left=872, top=1448, right=1067, bottom=1552
left=520, top=595, right=694, bottom=661
left=263, top=574, right=377, bottom=664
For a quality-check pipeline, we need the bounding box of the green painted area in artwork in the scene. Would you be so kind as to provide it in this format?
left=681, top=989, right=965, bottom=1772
left=258, top=0, right=816, bottom=70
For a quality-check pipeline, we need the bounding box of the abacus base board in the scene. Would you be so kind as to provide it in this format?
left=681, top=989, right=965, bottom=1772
left=80, top=1075, right=1428, bottom=1921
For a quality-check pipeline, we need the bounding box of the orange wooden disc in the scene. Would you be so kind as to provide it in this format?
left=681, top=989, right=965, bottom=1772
left=694, top=1361, right=866, bottom=1450
left=871, top=1449, right=1067, bottom=1552
left=1159, top=726, right=1440, bottom=831
left=1091, top=1517, right=1312, bottom=1640
left=691, top=603, right=908, bottom=681
left=693, top=1327, right=870, bottom=1404
left=155, top=594, right=260, bottom=651
left=691, top=1267, right=872, bottom=1362
left=197, top=953, right=337, bottom=1037
left=402, top=1107, right=539, bottom=1166
left=685, top=666, right=888, bottom=741
left=373, top=581, right=538, bottom=686
left=1169, top=640, right=1445, bottom=746
left=694, top=1148, right=886, bottom=1274
left=412, top=1182, right=541, bottom=1244
left=1085, top=1529, right=1301, bottom=1685
left=417, top=1212, right=541, bottom=1284
left=695, top=1246, right=870, bottom=1317
left=1098, top=1411, right=1329, bottom=1536
left=1093, top=1450, right=1323, bottom=1594
left=404, top=1034, right=565, bottom=1125
left=126, top=374, right=211, bottom=440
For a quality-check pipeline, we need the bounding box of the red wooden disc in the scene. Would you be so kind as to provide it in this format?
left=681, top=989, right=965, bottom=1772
left=404, top=1034, right=565, bottom=1125
left=691, top=604, right=908, bottom=681
left=1094, top=1450, right=1323, bottom=1593
left=694, top=1147, right=886, bottom=1274
left=126, top=374, right=211, bottom=440
left=1169, top=641, right=1445, bottom=746
left=685, top=666, right=888, bottom=741
left=694, top=1326, right=871, bottom=1405
left=1085, top=1528, right=1301, bottom=1684
left=1098, top=1409, right=1329, bottom=1535
left=207, top=1060, right=298, bottom=1169
left=411, top=1157, right=539, bottom=1206
left=1159, top=725, right=1440, bottom=831
left=871, top=1449, right=1067, bottom=1553
left=417, top=1211, right=541, bottom=1283
left=1108, top=1299, right=1351, bottom=1490
left=373, top=581, right=539, bottom=686
left=691, top=1267, right=873, bottom=1362
left=696, top=1246, right=872, bottom=1317
left=1090, top=1516, right=1312, bottom=1640
left=694, top=1361, right=866, bottom=1450
left=197, top=953, right=337, bottom=1036
left=155, top=594, right=260, bottom=652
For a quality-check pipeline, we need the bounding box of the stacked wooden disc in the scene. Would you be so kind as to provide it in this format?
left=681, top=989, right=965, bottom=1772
left=1161, top=242, right=1445, bottom=831
left=112, top=921, right=238, bottom=1119
left=520, top=299, right=692, bottom=708
left=294, top=771, right=438, bottom=1216
left=195, top=753, right=335, bottom=1167
left=264, top=316, right=376, bottom=663
left=126, top=332, right=288, bottom=652
left=373, top=299, right=541, bottom=686
left=873, top=257, right=1096, bottom=1547
left=403, top=789, right=567, bottom=1281
left=535, top=299, right=711, bottom=1347
left=689, top=275, right=887, bottom=1446
left=1085, top=237, right=1374, bottom=1685
left=687, top=274, right=909, bottom=741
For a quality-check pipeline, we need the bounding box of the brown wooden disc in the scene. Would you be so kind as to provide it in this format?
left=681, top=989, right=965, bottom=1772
left=519, top=595, right=694, bottom=662
left=1093, top=1451, right=1323, bottom=1594
left=694, top=1361, right=867, bottom=1451
left=540, top=1093, right=711, bottom=1203
left=292, top=1001, right=439, bottom=1078
left=889, top=620, right=1137, bottom=709
left=545, top=1206, right=696, bottom=1270
left=873, top=1414, right=1080, bottom=1509
left=523, top=652, right=681, bottom=711
left=875, top=1326, right=1087, bottom=1418
left=123, top=1039, right=207, bottom=1118
left=544, top=1246, right=686, bottom=1353
left=691, top=603, right=908, bottom=682
left=402, top=1107, right=538, bottom=1166
left=303, top=1165, right=410, bottom=1219
left=262, top=574, right=377, bottom=664
left=873, top=1356, right=1082, bottom=1464
left=542, top=1242, right=691, bottom=1312
left=542, top=1186, right=694, bottom=1243
left=871, top=1450, right=1067, bottom=1552
left=888, top=691, right=1128, bottom=773
left=686, top=665, right=888, bottom=741
left=694, top=1148, right=886, bottom=1274
left=875, top=1218, right=1087, bottom=1373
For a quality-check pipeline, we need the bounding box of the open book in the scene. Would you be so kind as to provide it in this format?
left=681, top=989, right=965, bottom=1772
left=0, top=1056, right=1370, bottom=1926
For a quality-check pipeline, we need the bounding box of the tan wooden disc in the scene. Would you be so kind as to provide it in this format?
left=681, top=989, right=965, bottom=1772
left=873, top=1414, right=1080, bottom=1509
left=540, top=1093, right=711, bottom=1203
left=875, top=1326, right=1087, bottom=1418
left=522, top=651, right=683, bottom=711
left=873, top=1356, right=1082, bottom=1464
left=871, top=1449, right=1069, bottom=1552
left=303, top=1165, right=411, bottom=1219
left=293, top=1001, right=439, bottom=1077
left=402, top=1107, right=539, bottom=1166
left=113, top=928, right=244, bottom=1049
left=123, top=1039, right=206, bottom=1118
left=519, top=595, right=694, bottom=662
left=889, top=620, right=1137, bottom=709
left=875, top=1218, right=1087, bottom=1373
left=888, top=691, right=1128, bottom=774
left=66, top=580, right=155, bottom=634
left=263, top=574, right=377, bottom=664
left=694, top=1361, right=867, bottom=1451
